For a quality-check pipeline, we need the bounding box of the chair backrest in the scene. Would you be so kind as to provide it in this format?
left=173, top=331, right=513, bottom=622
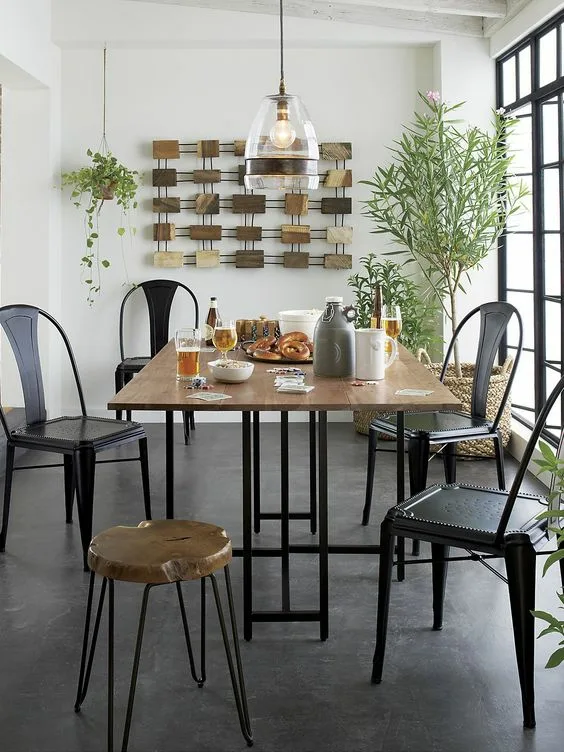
left=440, top=302, right=523, bottom=425
left=494, top=373, right=564, bottom=545
left=119, top=280, right=200, bottom=361
left=0, top=305, right=86, bottom=435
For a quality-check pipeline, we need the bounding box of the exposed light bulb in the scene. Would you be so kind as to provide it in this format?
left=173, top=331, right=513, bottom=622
left=269, top=118, right=296, bottom=149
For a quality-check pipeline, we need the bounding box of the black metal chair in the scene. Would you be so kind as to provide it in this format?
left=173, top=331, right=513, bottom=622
left=115, top=280, right=200, bottom=444
left=362, top=302, right=524, bottom=533
left=371, top=373, right=564, bottom=729
left=0, top=305, right=151, bottom=569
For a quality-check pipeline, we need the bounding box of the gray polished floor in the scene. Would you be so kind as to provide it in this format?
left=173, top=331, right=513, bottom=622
left=0, top=421, right=563, bottom=752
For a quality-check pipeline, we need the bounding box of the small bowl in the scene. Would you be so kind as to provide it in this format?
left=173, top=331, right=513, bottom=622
left=278, top=309, right=322, bottom=341
left=208, top=359, right=254, bottom=383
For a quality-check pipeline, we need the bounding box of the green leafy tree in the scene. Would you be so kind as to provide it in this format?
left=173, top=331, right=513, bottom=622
left=361, top=91, right=528, bottom=375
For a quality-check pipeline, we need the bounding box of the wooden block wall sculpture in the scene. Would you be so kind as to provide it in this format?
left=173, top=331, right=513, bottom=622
left=153, top=223, right=176, bottom=241
left=320, top=142, right=353, bottom=160
left=326, top=226, right=353, bottom=244
left=285, top=193, right=308, bottom=216
left=321, top=197, right=352, bottom=215
left=153, top=197, right=180, bottom=214
left=284, top=252, right=309, bottom=269
left=234, top=140, right=246, bottom=156
left=153, top=140, right=180, bottom=159
left=196, top=250, right=221, bottom=268
left=324, top=254, right=352, bottom=270
left=232, top=194, right=266, bottom=214
left=197, top=140, right=220, bottom=158
left=153, top=169, right=177, bottom=187
left=193, top=169, right=221, bottom=184
left=153, top=251, right=183, bottom=268
left=281, top=224, right=311, bottom=244
left=236, top=250, right=264, bottom=268
left=189, top=225, right=222, bottom=241
left=236, top=226, right=262, bottom=241
left=324, top=169, right=352, bottom=188
left=195, top=193, right=220, bottom=215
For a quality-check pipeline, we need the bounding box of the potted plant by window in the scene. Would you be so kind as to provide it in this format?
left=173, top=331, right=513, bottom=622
left=62, top=148, right=139, bottom=304
left=347, top=255, right=439, bottom=435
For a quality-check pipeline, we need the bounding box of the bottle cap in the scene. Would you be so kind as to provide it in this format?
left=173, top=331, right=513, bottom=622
left=210, top=296, right=217, bottom=301
left=325, top=296, right=343, bottom=303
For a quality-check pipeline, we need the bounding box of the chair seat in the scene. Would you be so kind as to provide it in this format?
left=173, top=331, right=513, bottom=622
left=11, top=415, right=144, bottom=450
left=88, top=520, right=232, bottom=584
left=116, top=357, right=151, bottom=373
left=390, top=483, right=548, bottom=549
left=372, top=410, right=493, bottom=441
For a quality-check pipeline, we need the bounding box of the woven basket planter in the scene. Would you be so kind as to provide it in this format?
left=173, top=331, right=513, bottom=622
left=352, top=350, right=514, bottom=458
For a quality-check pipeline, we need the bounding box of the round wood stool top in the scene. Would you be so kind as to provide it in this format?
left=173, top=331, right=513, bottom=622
left=87, top=520, right=232, bottom=584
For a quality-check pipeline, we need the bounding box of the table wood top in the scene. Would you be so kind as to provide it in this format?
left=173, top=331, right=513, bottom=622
left=108, top=341, right=460, bottom=414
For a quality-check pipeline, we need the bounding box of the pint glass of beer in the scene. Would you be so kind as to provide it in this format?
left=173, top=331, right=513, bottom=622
left=175, top=328, right=201, bottom=380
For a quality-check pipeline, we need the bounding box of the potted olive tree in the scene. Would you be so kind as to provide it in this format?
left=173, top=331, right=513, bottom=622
left=361, top=91, right=528, bottom=376
left=62, top=148, right=139, bottom=304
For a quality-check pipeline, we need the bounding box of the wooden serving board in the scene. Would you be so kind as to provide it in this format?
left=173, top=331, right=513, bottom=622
left=245, top=350, right=312, bottom=365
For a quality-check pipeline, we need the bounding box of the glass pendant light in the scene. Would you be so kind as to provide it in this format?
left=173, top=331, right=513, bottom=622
left=244, top=0, right=319, bottom=191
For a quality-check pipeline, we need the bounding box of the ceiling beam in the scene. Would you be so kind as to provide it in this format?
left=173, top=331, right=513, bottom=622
left=134, top=0, right=484, bottom=37
left=483, top=0, right=531, bottom=36
left=332, top=1, right=506, bottom=18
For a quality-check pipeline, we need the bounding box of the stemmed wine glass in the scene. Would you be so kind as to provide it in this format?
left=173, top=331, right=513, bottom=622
left=212, top=319, right=237, bottom=362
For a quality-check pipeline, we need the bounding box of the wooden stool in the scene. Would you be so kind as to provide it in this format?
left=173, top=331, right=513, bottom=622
left=74, top=520, right=253, bottom=750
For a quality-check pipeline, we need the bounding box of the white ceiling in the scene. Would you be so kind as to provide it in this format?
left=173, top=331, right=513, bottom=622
left=125, top=0, right=532, bottom=38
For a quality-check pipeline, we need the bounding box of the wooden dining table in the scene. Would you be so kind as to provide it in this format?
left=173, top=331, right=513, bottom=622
left=108, top=342, right=460, bottom=640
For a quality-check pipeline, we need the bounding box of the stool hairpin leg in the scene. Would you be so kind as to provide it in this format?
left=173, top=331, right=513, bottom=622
left=108, top=579, right=115, bottom=752
left=210, top=569, right=253, bottom=746
left=75, top=573, right=107, bottom=712
left=176, top=579, right=206, bottom=687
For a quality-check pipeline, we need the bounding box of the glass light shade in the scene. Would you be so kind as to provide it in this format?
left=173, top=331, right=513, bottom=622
left=244, top=93, right=319, bottom=190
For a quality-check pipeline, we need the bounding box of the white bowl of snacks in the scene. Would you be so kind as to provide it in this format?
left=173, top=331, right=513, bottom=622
left=208, top=359, right=255, bottom=383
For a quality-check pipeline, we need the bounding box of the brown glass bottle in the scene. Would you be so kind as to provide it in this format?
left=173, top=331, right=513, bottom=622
left=370, top=285, right=383, bottom=329
left=205, top=297, right=219, bottom=346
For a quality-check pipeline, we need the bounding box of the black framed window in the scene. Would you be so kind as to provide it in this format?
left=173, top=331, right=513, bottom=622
left=497, top=10, right=564, bottom=442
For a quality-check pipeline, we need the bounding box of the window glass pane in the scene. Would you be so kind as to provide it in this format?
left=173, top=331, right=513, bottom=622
left=545, top=300, right=561, bottom=363
left=503, top=56, right=516, bottom=106
left=507, top=291, right=534, bottom=349
left=509, top=113, right=532, bottom=173
left=544, top=233, right=562, bottom=296
left=507, top=174, right=533, bottom=232
left=506, top=233, right=533, bottom=290
left=542, top=167, right=561, bottom=232
left=511, top=349, right=536, bottom=412
left=519, top=46, right=532, bottom=97
left=542, top=97, right=559, bottom=165
left=540, top=28, right=558, bottom=87
left=546, top=366, right=562, bottom=430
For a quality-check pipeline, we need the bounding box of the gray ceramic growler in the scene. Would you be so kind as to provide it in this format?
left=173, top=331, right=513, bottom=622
left=313, top=296, right=356, bottom=377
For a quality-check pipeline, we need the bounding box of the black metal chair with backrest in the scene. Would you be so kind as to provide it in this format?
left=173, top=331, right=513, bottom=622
left=362, top=302, right=524, bottom=530
left=371, top=373, right=564, bottom=729
left=0, top=305, right=151, bottom=569
left=115, top=280, right=200, bottom=445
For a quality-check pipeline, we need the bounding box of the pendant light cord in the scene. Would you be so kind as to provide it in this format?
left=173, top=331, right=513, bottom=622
left=279, top=0, right=285, bottom=95
left=100, top=45, right=109, bottom=154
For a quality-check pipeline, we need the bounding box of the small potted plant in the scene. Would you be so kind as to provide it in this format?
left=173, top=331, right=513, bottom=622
left=62, top=148, right=139, bottom=304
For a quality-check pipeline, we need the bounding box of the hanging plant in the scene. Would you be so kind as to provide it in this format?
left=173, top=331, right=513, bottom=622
left=61, top=47, right=139, bottom=304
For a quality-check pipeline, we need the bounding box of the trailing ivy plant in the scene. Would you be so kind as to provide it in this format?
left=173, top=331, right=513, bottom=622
left=62, top=149, right=139, bottom=304
left=347, top=255, right=439, bottom=353
left=531, top=441, right=564, bottom=668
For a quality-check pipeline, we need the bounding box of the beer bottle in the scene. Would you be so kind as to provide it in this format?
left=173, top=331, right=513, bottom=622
left=204, top=297, right=219, bottom=346
left=370, top=285, right=383, bottom=329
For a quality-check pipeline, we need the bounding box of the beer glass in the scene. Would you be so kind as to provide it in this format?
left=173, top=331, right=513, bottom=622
left=381, top=304, right=401, bottom=360
left=175, top=327, right=201, bottom=380
left=212, top=319, right=237, bottom=361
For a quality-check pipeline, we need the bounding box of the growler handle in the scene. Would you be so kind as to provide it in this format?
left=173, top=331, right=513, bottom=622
left=343, top=305, right=356, bottom=323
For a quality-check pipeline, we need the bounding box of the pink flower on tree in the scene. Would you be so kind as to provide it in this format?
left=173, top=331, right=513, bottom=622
left=426, top=90, right=440, bottom=103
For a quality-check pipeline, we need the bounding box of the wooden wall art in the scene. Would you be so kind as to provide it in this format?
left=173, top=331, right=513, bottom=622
left=151, top=138, right=353, bottom=270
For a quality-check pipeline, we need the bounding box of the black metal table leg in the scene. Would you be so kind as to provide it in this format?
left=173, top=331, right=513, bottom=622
left=242, top=412, right=253, bottom=641
left=253, top=412, right=261, bottom=534
left=396, top=411, right=405, bottom=582
left=281, top=413, right=290, bottom=611
left=166, top=412, right=174, bottom=519
left=318, top=411, right=329, bottom=641
left=309, top=412, right=317, bottom=535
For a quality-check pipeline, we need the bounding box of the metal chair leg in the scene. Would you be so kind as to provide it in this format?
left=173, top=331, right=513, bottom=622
left=115, top=369, right=124, bottom=421
left=431, top=543, right=450, bottom=630
left=74, top=447, right=96, bottom=572
left=442, top=442, right=457, bottom=485
left=121, top=584, right=153, bottom=752
left=64, top=455, right=75, bottom=524
left=362, top=426, right=378, bottom=526
left=182, top=411, right=191, bottom=446
left=138, top=438, right=151, bottom=520
left=493, top=430, right=506, bottom=490
left=210, top=569, right=253, bottom=746
left=505, top=535, right=536, bottom=729
left=189, top=411, right=196, bottom=431
left=407, top=436, right=429, bottom=557
left=0, top=443, right=16, bottom=552
left=75, top=576, right=108, bottom=710
left=176, top=580, right=206, bottom=687
left=371, top=516, right=395, bottom=683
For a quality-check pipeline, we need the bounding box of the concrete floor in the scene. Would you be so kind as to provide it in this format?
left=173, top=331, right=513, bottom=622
left=0, top=420, right=563, bottom=752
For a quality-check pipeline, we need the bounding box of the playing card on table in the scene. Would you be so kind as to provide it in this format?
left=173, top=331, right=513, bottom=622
left=190, top=392, right=233, bottom=401
left=395, top=388, right=434, bottom=397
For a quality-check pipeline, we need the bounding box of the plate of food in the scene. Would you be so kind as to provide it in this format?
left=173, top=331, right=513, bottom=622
left=243, top=332, right=313, bottom=364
